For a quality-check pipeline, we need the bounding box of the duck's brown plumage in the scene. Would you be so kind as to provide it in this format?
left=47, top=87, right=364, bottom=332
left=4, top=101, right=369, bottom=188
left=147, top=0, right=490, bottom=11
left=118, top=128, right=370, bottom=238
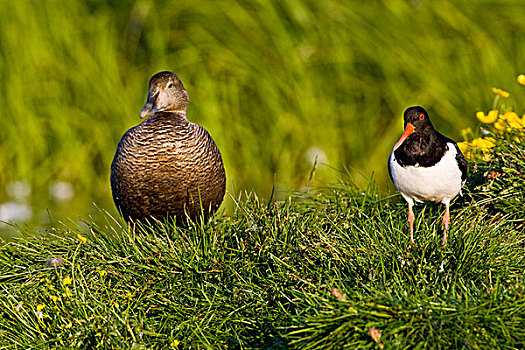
left=110, top=71, right=226, bottom=224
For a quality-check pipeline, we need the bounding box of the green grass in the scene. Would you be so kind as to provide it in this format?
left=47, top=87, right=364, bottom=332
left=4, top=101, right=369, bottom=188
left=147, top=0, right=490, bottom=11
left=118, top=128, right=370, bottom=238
left=1, top=1, right=525, bottom=345
left=1, top=0, right=525, bottom=224
left=1, top=135, right=524, bottom=348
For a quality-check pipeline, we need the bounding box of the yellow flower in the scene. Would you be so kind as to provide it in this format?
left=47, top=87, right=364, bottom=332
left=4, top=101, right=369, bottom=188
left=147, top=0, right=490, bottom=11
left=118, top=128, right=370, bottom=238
left=62, top=276, right=72, bottom=285
left=476, top=110, right=498, bottom=124
left=493, top=118, right=507, bottom=131
left=36, top=303, right=46, bottom=311
left=503, top=111, right=523, bottom=129
left=63, top=287, right=73, bottom=298
left=492, top=87, right=510, bottom=98
left=471, top=137, right=495, bottom=150
left=485, top=137, right=496, bottom=147
left=50, top=295, right=61, bottom=303
left=518, top=74, right=525, bottom=86
left=170, top=340, right=181, bottom=348
left=457, top=141, right=469, bottom=155
left=99, top=269, right=107, bottom=278
left=456, top=141, right=472, bottom=160
left=77, top=234, right=87, bottom=244
left=470, top=137, right=495, bottom=161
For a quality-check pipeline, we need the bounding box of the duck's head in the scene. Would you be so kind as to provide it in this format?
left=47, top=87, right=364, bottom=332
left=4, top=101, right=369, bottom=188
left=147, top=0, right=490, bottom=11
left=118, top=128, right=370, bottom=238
left=140, top=71, right=189, bottom=118
left=394, top=106, right=436, bottom=150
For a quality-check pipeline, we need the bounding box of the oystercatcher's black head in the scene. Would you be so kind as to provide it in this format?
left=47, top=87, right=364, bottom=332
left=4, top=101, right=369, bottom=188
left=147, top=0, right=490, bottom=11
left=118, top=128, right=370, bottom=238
left=403, top=106, right=434, bottom=130
left=394, top=106, right=435, bottom=150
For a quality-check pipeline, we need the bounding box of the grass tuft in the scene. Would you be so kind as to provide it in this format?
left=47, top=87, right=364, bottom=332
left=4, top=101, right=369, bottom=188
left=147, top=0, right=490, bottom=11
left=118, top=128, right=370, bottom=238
left=1, top=135, right=525, bottom=348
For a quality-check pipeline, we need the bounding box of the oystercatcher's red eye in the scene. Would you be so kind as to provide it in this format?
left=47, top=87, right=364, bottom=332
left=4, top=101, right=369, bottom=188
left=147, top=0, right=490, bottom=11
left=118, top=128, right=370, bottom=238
left=419, top=113, right=425, bottom=120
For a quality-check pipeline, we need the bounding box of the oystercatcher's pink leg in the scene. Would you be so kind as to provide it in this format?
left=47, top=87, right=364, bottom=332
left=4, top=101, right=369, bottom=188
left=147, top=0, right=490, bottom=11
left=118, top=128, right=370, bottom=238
left=408, top=202, right=415, bottom=246
left=442, top=202, right=450, bottom=246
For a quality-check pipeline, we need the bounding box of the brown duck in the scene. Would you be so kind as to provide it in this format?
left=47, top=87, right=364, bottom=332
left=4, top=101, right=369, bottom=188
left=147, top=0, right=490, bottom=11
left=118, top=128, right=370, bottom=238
left=110, top=71, right=226, bottom=224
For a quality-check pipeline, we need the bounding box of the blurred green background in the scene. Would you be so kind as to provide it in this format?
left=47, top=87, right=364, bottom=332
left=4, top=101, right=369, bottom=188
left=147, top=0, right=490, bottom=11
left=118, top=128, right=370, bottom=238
left=0, top=0, right=524, bottom=231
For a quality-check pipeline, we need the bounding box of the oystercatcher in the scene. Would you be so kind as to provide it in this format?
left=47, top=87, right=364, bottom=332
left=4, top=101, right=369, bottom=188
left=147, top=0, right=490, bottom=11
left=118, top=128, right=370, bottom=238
left=388, top=106, right=467, bottom=245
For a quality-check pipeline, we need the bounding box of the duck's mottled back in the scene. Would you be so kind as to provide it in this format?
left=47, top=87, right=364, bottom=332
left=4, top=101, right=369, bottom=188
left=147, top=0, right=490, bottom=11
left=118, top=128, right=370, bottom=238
left=110, top=72, right=225, bottom=224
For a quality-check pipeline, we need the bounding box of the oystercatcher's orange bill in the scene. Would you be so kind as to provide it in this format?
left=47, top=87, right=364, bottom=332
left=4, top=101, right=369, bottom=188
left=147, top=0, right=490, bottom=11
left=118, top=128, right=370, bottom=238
left=394, top=122, right=416, bottom=150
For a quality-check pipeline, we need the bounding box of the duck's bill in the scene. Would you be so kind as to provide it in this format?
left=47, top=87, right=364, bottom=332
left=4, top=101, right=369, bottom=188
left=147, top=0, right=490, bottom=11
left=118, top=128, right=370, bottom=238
left=394, top=122, right=416, bottom=150
left=140, top=92, right=158, bottom=118
left=140, top=105, right=157, bottom=118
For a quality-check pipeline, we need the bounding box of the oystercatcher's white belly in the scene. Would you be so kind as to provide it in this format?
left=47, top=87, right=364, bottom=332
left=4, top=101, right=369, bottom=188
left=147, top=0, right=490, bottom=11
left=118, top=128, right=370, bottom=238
left=389, top=143, right=463, bottom=205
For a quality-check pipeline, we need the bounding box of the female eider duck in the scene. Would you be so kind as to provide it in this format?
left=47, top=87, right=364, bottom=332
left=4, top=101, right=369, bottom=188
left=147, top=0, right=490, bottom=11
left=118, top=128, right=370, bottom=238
left=111, top=71, right=226, bottom=224
left=388, top=106, right=467, bottom=246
